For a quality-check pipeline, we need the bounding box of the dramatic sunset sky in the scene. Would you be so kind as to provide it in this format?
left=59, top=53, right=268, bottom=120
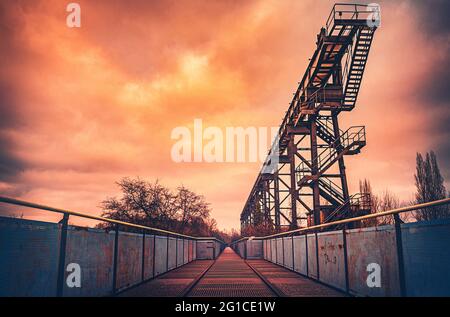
left=0, top=0, right=449, bottom=230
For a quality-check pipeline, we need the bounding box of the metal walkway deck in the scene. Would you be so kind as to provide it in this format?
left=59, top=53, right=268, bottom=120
left=120, top=247, right=344, bottom=297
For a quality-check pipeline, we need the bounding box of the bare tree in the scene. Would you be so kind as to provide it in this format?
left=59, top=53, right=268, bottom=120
left=175, top=185, right=211, bottom=234
left=359, top=179, right=378, bottom=226
left=377, top=190, right=400, bottom=225
left=98, top=177, right=218, bottom=236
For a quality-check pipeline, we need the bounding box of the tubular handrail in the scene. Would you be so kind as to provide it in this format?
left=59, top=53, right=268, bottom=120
left=326, top=3, right=377, bottom=33
left=0, top=196, right=224, bottom=243
left=232, top=198, right=450, bottom=244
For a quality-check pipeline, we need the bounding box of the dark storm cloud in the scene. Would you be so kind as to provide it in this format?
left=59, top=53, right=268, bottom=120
left=0, top=3, right=28, bottom=183
left=413, top=0, right=450, bottom=37
left=411, top=0, right=450, bottom=180
left=412, top=0, right=450, bottom=104
left=0, top=82, right=26, bottom=182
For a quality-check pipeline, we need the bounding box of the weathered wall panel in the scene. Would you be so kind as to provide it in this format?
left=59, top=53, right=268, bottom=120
left=188, top=240, right=193, bottom=262
left=143, top=235, right=154, bottom=280
left=176, top=239, right=183, bottom=267
left=246, top=240, right=263, bottom=259
left=167, top=237, right=177, bottom=270
left=347, top=226, right=400, bottom=296
left=402, top=219, right=450, bottom=296
left=193, top=241, right=197, bottom=260
left=263, top=240, right=267, bottom=260
left=307, top=234, right=318, bottom=279
left=0, top=217, right=60, bottom=296
left=276, top=238, right=283, bottom=265
left=237, top=241, right=245, bottom=258
left=184, top=240, right=189, bottom=264
left=154, top=236, right=168, bottom=276
left=293, top=235, right=307, bottom=275
left=64, top=227, right=115, bottom=296
left=270, top=239, right=276, bottom=263
left=317, top=231, right=346, bottom=290
left=283, top=237, right=294, bottom=269
left=117, top=232, right=142, bottom=291
left=197, top=241, right=214, bottom=259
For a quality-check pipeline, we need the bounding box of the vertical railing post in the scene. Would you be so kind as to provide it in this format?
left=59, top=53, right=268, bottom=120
left=141, top=230, right=146, bottom=282
left=394, top=214, right=406, bottom=296
left=282, top=237, right=285, bottom=267
left=56, top=213, right=69, bottom=297
left=342, top=229, right=350, bottom=294
left=112, top=224, right=119, bottom=294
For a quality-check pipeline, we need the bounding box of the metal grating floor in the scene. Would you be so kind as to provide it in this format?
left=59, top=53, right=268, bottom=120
left=118, top=260, right=213, bottom=297
left=246, top=260, right=345, bottom=297
left=119, top=248, right=345, bottom=297
left=187, top=248, right=276, bottom=297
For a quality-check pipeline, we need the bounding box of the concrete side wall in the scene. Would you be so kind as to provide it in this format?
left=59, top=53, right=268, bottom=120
left=176, top=239, right=183, bottom=267
left=0, top=217, right=60, bottom=296
left=246, top=240, right=263, bottom=259
left=184, top=240, right=189, bottom=264
left=143, top=235, right=154, bottom=280
left=307, top=234, right=318, bottom=279
left=167, top=237, right=177, bottom=270
left=154, top=236, right=168, bottom=276
left=270, top=239, right=276, bottom=263
left=188, top=240, right=193, bottom=262
left=347, top=226, right=400, bottom=296
left=192, top=241, right=197, bottom=260
left=401, top=219, right=450, bottom=296
left=0, top=217, right=212, bottom=296
left=283, top=237, right=294, bottom=270
left=293, top=236, right=307, bottom=275
left=64, top=227, right=115, bottom=296
left=276, top=238, right=283, bottom=265
left=317, top=231, right=346, bottom=290
left=196, top=240, right=217, bottom=259
left=236, top=241, right=245, bottom=258
left=117, top=232, right=143, bottom=291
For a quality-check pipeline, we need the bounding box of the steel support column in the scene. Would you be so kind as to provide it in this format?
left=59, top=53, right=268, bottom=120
left=288, top=136, right=298, bottom=229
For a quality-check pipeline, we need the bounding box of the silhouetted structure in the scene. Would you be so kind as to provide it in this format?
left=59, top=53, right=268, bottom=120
left=241, top=4, right=379, bottom=233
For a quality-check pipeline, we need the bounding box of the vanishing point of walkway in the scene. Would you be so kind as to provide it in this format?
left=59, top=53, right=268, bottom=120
left=120, top=247, right=344, bottom=297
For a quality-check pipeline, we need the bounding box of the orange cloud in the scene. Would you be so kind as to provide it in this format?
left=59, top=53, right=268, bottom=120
left=0, top=0, right=448, bottom=230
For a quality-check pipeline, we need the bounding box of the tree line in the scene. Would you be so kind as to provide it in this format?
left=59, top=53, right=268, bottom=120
left=360, top=150, right=450, bottom=225
left=98, top=150, right=448, bottom=238
left=97, top=177, right=232, bottom=241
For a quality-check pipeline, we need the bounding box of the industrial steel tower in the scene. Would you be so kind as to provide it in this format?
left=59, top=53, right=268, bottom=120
left=241, top=4, right=379, bottom=233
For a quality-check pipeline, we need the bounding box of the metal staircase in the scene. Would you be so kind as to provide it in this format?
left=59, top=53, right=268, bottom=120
left=323, top=192, right=372, bottom=226
left=316, top=119, right=337, bottom=144
left=317, top=178, right=345, bottom=206
left=297, top=125, right=366, bottom=186
left=342, top=27, right=376, bottom=110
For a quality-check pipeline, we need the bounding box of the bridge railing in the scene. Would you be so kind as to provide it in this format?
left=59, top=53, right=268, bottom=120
left=231, top=198, right=450, bottom=296
left=326, top=3, right=379, bottom=34
left=0, top=196, right=224, bottom=297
